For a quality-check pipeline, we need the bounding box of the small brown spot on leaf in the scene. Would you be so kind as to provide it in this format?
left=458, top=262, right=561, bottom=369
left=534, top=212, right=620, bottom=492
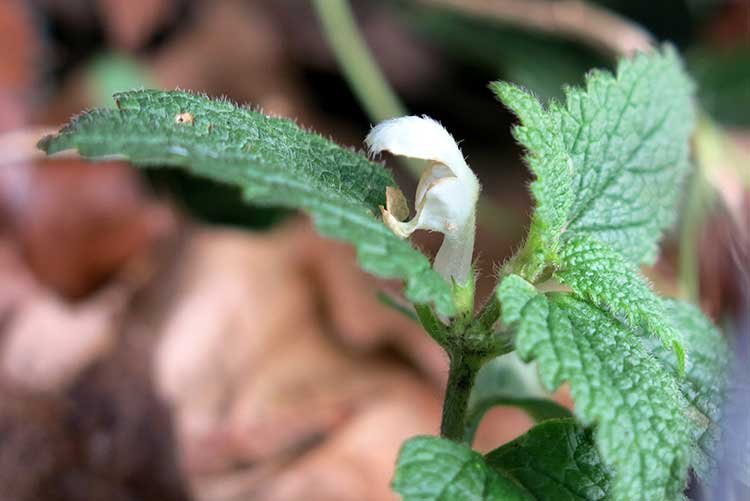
left=174, top=112, right=194, bottom=125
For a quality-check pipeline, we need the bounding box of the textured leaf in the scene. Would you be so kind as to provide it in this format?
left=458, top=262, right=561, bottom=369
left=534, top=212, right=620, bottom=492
left=490, top=82, right=573, bottom=277
left=486, top=419, right=612, bottom=500
left=559, top=46, right=694, bottom=264
left=494, top=47, right=694, bottom=269
left=38, top=89, right=454, bottom=315
left=555, top=233, right=685, bottom=371
left=393, top=436, right=531, bottom=501
left=497, top=275, right=693, bottom=500
left=646, top=299, right=729, bottom=480
left=497, top=274, right=541, bottom=325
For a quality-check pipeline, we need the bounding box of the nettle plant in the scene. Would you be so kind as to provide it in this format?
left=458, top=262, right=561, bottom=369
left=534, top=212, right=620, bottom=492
left=40, top=47, right=728, bottom=500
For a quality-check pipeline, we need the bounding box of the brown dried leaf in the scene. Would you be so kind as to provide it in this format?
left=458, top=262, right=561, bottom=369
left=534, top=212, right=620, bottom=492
left=7, top=159, right=173, bottom=297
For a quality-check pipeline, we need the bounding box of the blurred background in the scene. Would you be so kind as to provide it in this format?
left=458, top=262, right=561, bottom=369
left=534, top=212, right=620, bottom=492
left=0, top=0, right=748, bottom=500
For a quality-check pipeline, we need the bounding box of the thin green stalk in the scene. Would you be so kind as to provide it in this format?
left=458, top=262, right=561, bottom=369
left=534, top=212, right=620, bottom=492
left=312, top=0, right=526, bottom=238
left=311, top=0, right=405, bottom=124
left=678, top=168, right=705, bottom=302
left=440, top=351, right=480, bottom=443
left=312, top=0, right=424, bottom=180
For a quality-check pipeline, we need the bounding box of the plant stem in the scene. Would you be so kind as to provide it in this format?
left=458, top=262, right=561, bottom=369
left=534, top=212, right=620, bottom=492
left=440, top=351, right=480, bottom=443
left=678, top=168, right=705, bottom=302
left=312, top=0, right=526, bottom=238
left=311, top=0, right=406, bottom=123
left=311, top=0, right=425, bottom=179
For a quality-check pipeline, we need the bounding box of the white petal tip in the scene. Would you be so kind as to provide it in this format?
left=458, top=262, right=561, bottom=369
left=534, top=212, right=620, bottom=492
left=365, top=116, right=464, bottom=169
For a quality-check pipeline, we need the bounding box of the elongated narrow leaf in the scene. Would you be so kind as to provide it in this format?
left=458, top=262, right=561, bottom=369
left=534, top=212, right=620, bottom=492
left=486, top=419, right=612, bottom=500
left=393, top=436, right=531, bottom=501
left=38, top=90, right=454, bottom=315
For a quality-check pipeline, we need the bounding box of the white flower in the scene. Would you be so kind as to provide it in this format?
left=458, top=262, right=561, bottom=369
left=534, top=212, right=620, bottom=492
left=365, top=116, right=480, bottom=285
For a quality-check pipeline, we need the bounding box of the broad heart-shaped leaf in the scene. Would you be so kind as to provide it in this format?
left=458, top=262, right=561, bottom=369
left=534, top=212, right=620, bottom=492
left=486, top=419, right=612, bottom=500
left=497, top=275, right=694, bottom=500
left=555, top=233, right=685, bottom=372
left=493, top=46, right=694, bottom=269
left=645, top=299, right=729, bottom=481
left=38, top=89, right=454, bottom=315
left=393, top=436, right=531, bottom=501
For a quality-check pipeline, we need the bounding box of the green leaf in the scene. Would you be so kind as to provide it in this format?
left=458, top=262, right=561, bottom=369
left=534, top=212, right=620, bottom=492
left=38, top=89, right=454, bottom=315
left=559, top=46, right=694, bottom=264
left=393, top=436, right=531, bottom=501
left=688, top=44, right=750, bottom=127
left=555, top=233, right=685, bottom=372
left=490, top=82, right=573, bottom=278
left=494, top=47, right=694, bottom=268
left=497, top=274, right=542, bottom=325
left=647, top=299, right=729, bottom=480
left=486, top=419, right=612, bottom=500
left=406, top=5, right=608, bottom=102
left=497, top=275, right=693, bottom=500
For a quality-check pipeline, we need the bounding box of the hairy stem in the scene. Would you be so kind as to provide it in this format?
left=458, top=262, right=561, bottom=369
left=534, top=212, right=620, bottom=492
left=440, top=351, right=480, bottom=443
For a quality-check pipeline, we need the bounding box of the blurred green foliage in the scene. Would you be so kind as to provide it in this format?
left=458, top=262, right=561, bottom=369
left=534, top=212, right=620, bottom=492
left=399, top=4, right=608, bottom=102
left=689, top=45, right=750, bottom=126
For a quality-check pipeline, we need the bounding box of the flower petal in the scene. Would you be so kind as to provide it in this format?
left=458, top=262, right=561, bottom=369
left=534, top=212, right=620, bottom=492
left=380, top=177, right=464, bottom=237
left=385, top=186, right=409, bottom=221
left=365, top=116, right=475, bottom=184
left=368, top=115, right=480, bottom=286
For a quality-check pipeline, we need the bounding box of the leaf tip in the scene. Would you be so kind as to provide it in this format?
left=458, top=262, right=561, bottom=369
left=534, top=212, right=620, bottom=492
left=36, top=134, right=54, bottom=154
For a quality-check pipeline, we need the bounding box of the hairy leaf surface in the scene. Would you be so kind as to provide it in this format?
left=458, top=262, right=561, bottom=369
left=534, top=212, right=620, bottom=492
left=559, top=47, right=694, bottom=264
left=497, top=274, right=541, bottom=325
left=493, top=47, right=694, bottom=268
left=556, top=234, right=685, bottom=371
left=38, top=89, right=454, bottom=314
left=647, top=299, right=729, bottom=480
left=490, top=82, right=573, bottom=277
left=497, top=275, right=693, bottom=500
